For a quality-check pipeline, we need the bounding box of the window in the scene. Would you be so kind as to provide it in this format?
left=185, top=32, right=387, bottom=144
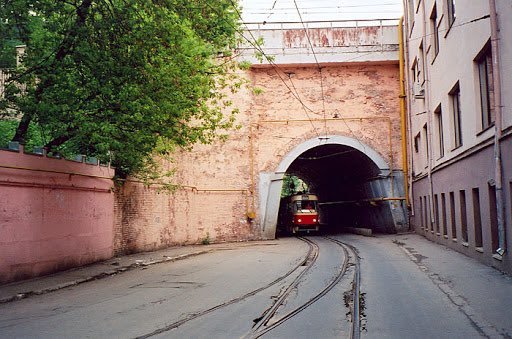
left=419, top=42, right=425, bottom=84
left=419, top=196, right=424, bottom=229
left=449, top=83, right=462, bottom=148
left=428, top=195, right=434, bottom=232
left=408, top=0, right=416, bottom=32
left=423, top=196, right=430, bottom=232
left=449, top=191, right=456, bottom=240
left=446, top=0, right=456, bottom=28
left=459, top=190, right=468, bottom=243
left=434, top=105, right=444, bottom=158
left=430, top=4, right=440, bottom=59
left=411, top=58, right=418, bottom=84
left=476, top=44, right=495, bottom=130
left=434, top=194, right=440, bottom=234
left=441, top=193, right=447, bottom=236
left=412, top=58, right=425, bottom=98
left=414, top=133, right=421, bottom=153
left=423, top=123, right=429, bottom=167
left=472, top=188, right=483, bottom=249
left=488, top=184, right=499, bottom=252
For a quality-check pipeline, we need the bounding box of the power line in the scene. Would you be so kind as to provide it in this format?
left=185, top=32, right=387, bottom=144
left=407, top=14, right=490, bottom=43
left=287, top=73, right=320, bottom=137
left=291, top=0, right=368, bottom=151
left=204, top=0, right=382, bottom=153
left=292, top=0, right=327, bottom=134
left=265, top=0, right=279, bottom=20
left=220, top=0, right=322, bottom=134
left=244, top=3, right=401, bottom=11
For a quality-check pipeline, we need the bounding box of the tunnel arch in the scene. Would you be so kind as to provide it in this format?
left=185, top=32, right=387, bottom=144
left=275, top=135, right=390, bottom=174
left=259, top=135, right=406, bottom=239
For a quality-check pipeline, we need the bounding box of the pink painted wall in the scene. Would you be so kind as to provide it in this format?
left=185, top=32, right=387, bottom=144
left=0, top=148, right=115, bottom=283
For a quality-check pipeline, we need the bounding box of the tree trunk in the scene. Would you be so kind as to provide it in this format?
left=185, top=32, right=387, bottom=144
left=44, top=134, right=72, bottom=151
left=12, top=113, right=32, bottom=144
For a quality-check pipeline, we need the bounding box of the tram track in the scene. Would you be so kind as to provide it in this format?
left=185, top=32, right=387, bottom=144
left=136, top=236, right=361, bottom=339
left=135, top=237, right=318, bottom=339
left=325, top=236, right=361, bottom=339
left=247, top=236, right=361, bottom=339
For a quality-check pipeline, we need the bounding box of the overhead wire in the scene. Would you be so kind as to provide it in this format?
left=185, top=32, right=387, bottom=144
left=265, top=0, right=279, bottom=20
left=406, top=14, right=490, bottom=43
left=292, top=0, right=327, bottom=135
left=207, top=0, right=397, bottom=153
left=287, top=73, right=320, bottom=137
left=220, top=0, right=321, bottom=135
left=291, top=0, right=368, bottom=151
left=243, top=3, right=401, bottom=11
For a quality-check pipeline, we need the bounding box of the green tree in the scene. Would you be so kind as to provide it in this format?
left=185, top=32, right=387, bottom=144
left=281, top=175, right=308, bottom=198
left=0, top=0, right=244, bottom=178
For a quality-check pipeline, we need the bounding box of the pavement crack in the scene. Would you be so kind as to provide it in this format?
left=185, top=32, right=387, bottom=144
left=397, top=242, right=503, bottom=338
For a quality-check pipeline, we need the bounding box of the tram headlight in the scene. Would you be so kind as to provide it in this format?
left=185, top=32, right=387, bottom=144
left=297, top=218, right=302, bottom=223
left=313, top=218, right=317, bottom=222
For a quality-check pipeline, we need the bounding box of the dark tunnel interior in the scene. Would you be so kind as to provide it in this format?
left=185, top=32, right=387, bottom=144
left=278, top=144, right=394, bottom=234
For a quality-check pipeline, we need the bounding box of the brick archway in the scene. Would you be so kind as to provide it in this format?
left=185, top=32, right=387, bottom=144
left=259, top=135, right=405, bottom=239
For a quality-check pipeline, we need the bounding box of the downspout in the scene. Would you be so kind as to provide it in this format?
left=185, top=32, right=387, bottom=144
left=398, top=17, right=410, bottom=208
left=489, top=0, right=506, bottom=255
left=403, top=3, right=416, bottom=218
left=421, top=0, right=435, bottom=231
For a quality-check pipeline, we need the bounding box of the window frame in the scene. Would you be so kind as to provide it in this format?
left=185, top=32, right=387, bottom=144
left=430, top=3, right=440, bottom=61
left=434, top=104, right=444, bottom=159
left=446, top=0, right=456, bottom=29
left=475, top=42, right=495, bottom=131
left=449, top=82, right=463, bottom=149
left=423, top=123, right=429, bottom=168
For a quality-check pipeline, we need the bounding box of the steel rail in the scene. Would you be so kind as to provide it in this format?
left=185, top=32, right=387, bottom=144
left=250, top=236, right=359, bottom=338
left=247, top=236, right=320, bottom=336
left=135, top=237, right=317, bottom=339
left=324, top=237, right=361, bottom=339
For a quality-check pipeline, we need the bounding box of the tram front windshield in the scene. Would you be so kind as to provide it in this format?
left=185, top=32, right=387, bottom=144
left=294, top=200, right=317, bottom=212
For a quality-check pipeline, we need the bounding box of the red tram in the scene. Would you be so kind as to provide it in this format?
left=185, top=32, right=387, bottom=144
left=280, top=194, right=321, bottom=234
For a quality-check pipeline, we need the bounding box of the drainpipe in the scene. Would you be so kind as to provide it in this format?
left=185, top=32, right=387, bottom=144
left=421, top=0, right=436, bottom=231
left=402, top=7, right=416, bottom=218
left=398, top=17, right=410, bottom=208
left=489, top=0, right=506, bottom=255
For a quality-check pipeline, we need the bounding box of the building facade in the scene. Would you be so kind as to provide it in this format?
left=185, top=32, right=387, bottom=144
left=403, top=0, right=512, bottom=273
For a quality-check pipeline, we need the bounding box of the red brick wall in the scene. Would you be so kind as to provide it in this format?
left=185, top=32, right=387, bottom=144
left=0, top=148, right=115, bottom=283
left=113, top=181, right=258, bottom=255
left=113, top=63, right=402, bottom=252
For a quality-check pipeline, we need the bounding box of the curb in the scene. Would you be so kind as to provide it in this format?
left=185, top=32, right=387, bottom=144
left=0, top=249, right=212, bottom=304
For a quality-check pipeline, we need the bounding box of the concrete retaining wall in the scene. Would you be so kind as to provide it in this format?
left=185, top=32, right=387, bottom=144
left=0, top=148, right=115, bottom=283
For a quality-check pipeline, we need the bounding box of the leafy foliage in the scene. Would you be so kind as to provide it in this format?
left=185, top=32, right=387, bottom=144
left=281, top=175, right=308, bottom=198
left=0, top=0, right=244, bottom=178
left=0, top=119, right=44, bottom=151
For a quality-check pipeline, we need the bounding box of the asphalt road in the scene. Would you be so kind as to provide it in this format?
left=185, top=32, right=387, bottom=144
left=1, top=234, right=511, bottom=338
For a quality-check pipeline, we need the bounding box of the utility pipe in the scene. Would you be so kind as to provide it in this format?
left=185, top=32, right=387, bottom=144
left=249, top=123, right=256, bottom=218
left=398, top=17, right=410, bottom=208
left=402, top=6, right=416, bottom=219
left=421, top=0, right=436, bottom=232
left=489, top=0, right=506, bottom=255
left=319, top=197, right=406, bottom=206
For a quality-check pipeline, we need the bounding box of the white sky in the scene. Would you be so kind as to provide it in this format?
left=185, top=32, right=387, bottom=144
left=240, top=0, right=404, bottom=23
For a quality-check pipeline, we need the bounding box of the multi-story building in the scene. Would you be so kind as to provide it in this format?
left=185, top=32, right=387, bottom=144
left=403, top=0, right=511, bottom=273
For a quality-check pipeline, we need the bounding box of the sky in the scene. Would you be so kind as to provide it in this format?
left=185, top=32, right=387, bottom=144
left=239, top=0, right=404, bottom=23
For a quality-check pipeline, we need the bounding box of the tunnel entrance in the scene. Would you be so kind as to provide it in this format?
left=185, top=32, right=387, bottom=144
left=260, top=135, right=407, bottom=238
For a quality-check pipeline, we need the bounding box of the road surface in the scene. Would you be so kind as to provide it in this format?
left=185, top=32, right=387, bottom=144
left=1, top=234, right=511, bottom=338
